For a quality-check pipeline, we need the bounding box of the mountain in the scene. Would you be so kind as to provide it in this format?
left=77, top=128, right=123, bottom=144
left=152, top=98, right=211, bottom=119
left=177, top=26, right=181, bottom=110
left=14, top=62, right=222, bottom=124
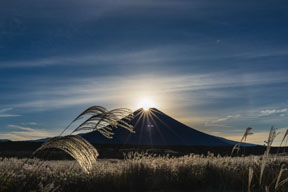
left=0, top=139, right=11, bottom=142
left=81, top=108, right=252, bottom=146
left=27, top=137, right=51, bottom=142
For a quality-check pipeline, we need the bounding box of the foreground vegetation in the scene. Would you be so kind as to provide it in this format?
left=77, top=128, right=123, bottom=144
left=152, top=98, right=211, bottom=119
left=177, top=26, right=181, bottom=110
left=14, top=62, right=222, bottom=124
left=1, top=152, right=288, bottom=192
left=1, top=106, right=287, bottom=191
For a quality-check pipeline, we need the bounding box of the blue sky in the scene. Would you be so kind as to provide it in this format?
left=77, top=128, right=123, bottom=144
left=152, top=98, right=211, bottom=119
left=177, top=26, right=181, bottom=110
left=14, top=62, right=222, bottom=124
left=1, top=0, right=288, bottom=144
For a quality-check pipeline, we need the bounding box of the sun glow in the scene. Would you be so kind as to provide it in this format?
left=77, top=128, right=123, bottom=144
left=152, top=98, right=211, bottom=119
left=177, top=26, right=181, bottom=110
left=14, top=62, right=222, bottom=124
left=137, top=97, right=156, bottom=111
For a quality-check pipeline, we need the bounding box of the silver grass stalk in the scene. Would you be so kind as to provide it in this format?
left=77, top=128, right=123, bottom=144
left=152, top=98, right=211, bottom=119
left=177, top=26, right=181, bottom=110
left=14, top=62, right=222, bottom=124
left=71, top=107, right=135, bottom=138
left=275, top=177, right=288, bottom=190
left=60, top=106, right=107, bottom=136
left=231, top=127, right=253, bottom=156
left=264, top=126, right=279, bottom=154
left=241, top=127, right=253, bottom=142
left=260, top=126, right=279, bottom=185
left=275, top=165, right=287, bottom=190
left=231, top=143, right=241, bottom=156
left=34, top=135, right=99, bottom=174
left=276, top=129, right=288, bottom=155
left=248, top=167, right=253, bottom=192
left=280, top=129, right=288, bottom=147
left=34, top=106, right=134, bottom=173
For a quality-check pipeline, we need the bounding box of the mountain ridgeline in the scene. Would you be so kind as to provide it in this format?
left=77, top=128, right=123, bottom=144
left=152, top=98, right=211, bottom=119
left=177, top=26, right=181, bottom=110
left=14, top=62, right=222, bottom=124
left=81, top=108, right=245, bottom=147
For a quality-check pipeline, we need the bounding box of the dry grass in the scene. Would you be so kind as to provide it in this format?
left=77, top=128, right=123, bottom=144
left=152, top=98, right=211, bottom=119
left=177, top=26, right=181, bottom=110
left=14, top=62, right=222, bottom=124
left=2, top=106, right=288, bottom=191
left=1, top=153, right=288, bottom=192
left=34, top=106, right=134, bottom=174
left=33, top=135, right=98, bottom=174
left=231, top=127, right=253, bottom=156
left=260, top=126, right=279, bottom=185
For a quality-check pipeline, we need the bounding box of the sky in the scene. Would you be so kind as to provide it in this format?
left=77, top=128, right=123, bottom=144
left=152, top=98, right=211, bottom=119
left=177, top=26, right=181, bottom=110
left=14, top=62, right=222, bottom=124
left=1, top=0, right=288, bottom=145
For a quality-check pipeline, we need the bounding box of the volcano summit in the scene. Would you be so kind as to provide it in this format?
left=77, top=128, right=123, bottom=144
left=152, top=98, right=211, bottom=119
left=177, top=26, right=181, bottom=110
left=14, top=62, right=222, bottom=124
left=81, top=108, right=243, bottom=146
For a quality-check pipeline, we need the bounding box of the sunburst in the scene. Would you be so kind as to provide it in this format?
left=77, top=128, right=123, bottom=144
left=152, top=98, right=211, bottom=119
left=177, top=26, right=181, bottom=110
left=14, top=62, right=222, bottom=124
left=137, top=97, right=156, bottom=111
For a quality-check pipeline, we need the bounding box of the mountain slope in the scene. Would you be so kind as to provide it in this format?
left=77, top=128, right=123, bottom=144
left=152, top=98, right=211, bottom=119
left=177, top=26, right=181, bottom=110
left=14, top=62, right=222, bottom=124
left=81, top=108, right=250, bottom=146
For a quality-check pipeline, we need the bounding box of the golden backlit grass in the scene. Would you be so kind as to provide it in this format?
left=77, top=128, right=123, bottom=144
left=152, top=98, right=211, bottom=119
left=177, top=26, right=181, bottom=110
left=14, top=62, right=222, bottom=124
left=1, top=153, right=288, bottom=192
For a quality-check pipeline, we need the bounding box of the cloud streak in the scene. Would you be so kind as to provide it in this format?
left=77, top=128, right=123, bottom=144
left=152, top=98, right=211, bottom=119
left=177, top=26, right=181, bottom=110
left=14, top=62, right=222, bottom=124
left=204, top=114, right=240, bottom=128
left=214, top=114, right=241, bottom=123
left=9, top=70, right=288, bottom=111
left=2, top=45, right=288, bottom=69
left=0, top=124, right=57, bottom=141
left=0, top=108, right=13, bottom=113
left=0, top=114, right=21, bottom=118
left=0, top=108, right=20, bottom=118
left=259, top=108, right=288, bottom=117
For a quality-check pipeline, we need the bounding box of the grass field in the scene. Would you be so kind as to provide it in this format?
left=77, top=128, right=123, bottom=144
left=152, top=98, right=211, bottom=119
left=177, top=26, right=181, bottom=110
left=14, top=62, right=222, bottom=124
left=1, top=152, right=288, bottom=192
left=1, top=109, right=287, bottom=192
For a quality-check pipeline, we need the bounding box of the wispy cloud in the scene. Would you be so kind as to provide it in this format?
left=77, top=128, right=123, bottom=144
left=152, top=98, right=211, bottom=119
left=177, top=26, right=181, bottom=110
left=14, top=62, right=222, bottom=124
left=259, top=108, right=288, bottom=117
left=0, top=46, right=213, bottom=68
left=214, top=114, right=241, bottom=123
left=0, top=114, right=21, bottom=118
left=8, top=70, right=288, bottom=112
left=8, top=124, right=35, bottom=132
left=0, top=0, right=209, bottom=29
left=0, top=108, right=20, bottom=118
left=204, top=114, right=240, bottom=127
left=21, top=122, right=38, bottom=126
left=2, top=45, right=288, bottom=69
left=0, top=108, right=13, bottom=113
left=0, top=124, right=56, bottom=141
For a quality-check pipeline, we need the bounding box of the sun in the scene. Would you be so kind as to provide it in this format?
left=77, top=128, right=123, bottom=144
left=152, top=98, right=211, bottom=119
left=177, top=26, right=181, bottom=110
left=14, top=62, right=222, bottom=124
left=137, top=97, right=156, bottom=111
